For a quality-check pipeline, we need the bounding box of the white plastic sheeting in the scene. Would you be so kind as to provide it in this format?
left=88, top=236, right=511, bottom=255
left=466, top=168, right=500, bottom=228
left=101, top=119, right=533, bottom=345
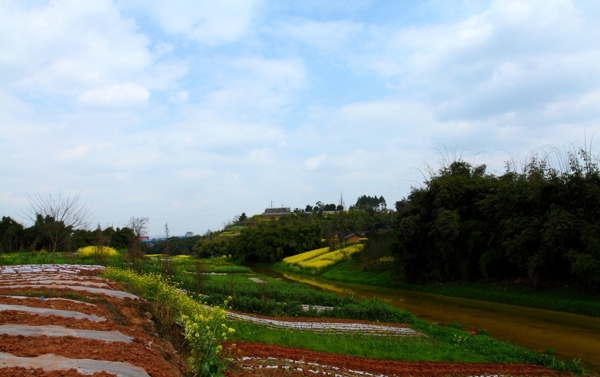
left=0, top=295, right=97, bottom=306
left=0, top=284, right=139, bottom=300
left=0, top=279, right=110, bottom=288
left=226, top=312, right=420, bottom=336
left=0, top=325, right=133, bottom=343
left=0, top=304, right=106, bottom=322
left=0, top=264, right=105, bottom=275
left=0, top=352, right=150, bottom=377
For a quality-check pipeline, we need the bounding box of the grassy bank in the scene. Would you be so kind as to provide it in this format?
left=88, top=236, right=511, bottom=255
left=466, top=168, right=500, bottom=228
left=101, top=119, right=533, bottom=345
left=230, top=319, right=584, bottom=373
left=274, top=258, right=600, bottom=318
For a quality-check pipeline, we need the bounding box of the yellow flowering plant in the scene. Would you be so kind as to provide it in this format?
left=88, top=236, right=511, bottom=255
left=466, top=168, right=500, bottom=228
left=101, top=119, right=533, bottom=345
left=296, top=244, right=364, bottom=270
left=181, top=298, right=234, bottom=376
left=102, top=268, right=234, bottom=377
left=76, top=245, right=118, bottom=258
left=282, top=247, right=330, bottom=264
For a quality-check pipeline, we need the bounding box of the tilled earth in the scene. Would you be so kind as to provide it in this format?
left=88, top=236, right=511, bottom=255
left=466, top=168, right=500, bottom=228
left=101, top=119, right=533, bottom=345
left=0, top=265, right=569, bottom=376
left=0, top=265, right=188, bottom=376
left=224, top=342, right=570, bottom=377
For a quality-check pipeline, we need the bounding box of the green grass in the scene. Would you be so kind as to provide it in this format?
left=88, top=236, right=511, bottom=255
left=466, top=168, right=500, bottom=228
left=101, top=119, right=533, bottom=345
left=276, top=257, right=600, bottom=318
left=0, top=250, right=126, bottom=267
left=189, top=274, right=414, bottom=323
left=229, top=320, right=584, bottom=373
left=226, top=225, right=245, bottom=231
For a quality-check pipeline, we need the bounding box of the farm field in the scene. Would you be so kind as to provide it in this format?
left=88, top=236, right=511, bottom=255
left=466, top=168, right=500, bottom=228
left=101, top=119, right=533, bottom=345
left=0, top=264, right=187, bottom=376
left=0, top=255, right=590, bottom=376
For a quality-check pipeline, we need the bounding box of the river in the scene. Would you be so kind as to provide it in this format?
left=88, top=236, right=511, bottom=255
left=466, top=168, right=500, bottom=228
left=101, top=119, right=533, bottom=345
left=254, top=268, right=600, bottom=372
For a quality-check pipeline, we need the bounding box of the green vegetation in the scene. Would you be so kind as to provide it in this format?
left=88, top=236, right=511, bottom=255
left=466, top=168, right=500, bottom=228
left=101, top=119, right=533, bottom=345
left=0, top=250, right=126, bottom=266
left=184, top=273, right=414, bottom=324
left=1, top=250, right=590, bottom=374
left=230, top=319, right=583, bottom=373
left=280, top=256, right=600, bottom=318
left=103, top=268, right=233, bottom=376
left=0, top=215, right=135, bottom=254
left=393, top=150, right=600, bottom=294
left=231, top=217, right=322, bottom=264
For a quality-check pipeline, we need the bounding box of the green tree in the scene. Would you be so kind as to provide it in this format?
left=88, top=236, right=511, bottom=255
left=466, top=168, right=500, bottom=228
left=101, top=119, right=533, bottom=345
left=232, top=216, right=321, bottom=264
left=0, top=216, right=25, bottom=252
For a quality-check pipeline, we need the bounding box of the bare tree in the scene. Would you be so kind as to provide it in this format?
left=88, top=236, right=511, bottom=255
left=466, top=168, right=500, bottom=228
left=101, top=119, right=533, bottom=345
left=22, top=190, right=92, bottom=261
left=92, top=223, right=110, bottom=265
left=128, top=216, right=149, bottom=238
left=125, top=216, right=149, bottom=271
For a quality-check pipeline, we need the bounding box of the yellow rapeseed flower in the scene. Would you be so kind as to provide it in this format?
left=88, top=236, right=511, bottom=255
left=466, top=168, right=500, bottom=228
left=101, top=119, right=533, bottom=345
left=77, top=245, right=118, bottom=258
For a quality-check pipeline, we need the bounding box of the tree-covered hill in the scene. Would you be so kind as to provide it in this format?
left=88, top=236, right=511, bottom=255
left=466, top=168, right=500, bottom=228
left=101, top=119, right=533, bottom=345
left=393, top=150, right=600, bottom=294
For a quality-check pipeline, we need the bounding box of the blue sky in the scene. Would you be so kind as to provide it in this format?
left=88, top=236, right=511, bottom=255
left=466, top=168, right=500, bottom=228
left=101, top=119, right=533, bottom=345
left=2, top=0, right=600, bottom=237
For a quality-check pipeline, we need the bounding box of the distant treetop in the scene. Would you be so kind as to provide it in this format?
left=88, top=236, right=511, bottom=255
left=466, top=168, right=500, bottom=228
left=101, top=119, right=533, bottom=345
left=351, top=195, right=387, bottom=211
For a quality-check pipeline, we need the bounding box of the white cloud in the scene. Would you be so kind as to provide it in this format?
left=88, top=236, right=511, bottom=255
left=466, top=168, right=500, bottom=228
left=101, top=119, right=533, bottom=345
left=202, top=56, right=307, bottom=115
left=0, top=0, right=186, bottom=109
left=268, top=19, right=363, bottom=53
left=305, top=153, right=327, bottom=170
left=76, top=84, right=150, bottom=109
left=170, top=90, right=189, bottom=103
left=3, top=0, right=600, bottom=238
left=56, top=145, right=92, bottom=162
left=352, top=0, right=600, bottom=122
left=118, top=0, right=264, bottom=45
left=230, top=57, right=307, bottom=91
left=0, top=0, right=153, bottom=94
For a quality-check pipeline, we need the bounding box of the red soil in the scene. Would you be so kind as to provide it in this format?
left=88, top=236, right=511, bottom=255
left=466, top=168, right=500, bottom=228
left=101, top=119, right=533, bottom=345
left=0, top=276, right=188, bottom=377
left=0, top=269, right=569, bottom=377
left=224, top=342, right=569, bottom=377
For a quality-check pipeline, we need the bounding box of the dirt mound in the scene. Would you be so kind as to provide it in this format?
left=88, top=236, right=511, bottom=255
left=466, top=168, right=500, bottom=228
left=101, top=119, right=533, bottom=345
left=225, top=342, right=569, bottom=377
left=0, top=265, right=187, bottom=376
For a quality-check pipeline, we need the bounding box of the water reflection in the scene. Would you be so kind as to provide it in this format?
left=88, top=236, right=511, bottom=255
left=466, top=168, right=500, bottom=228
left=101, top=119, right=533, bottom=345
left=255, top=268, right=600, bottom=372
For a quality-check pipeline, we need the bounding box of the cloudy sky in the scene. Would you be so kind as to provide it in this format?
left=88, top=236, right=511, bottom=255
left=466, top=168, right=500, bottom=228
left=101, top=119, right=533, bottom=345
left=2, top=0, right=600, bottom=237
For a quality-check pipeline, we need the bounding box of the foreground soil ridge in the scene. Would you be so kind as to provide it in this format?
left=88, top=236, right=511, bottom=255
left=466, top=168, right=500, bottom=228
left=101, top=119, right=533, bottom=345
left=0, top=264, right=187, bottom=376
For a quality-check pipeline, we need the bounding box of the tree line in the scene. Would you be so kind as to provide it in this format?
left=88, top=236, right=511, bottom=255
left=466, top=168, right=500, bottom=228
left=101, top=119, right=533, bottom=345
left=0, top=215, right=135, bottom=254
left=193, top=196, right=394, bottom=263
left=391, top=149, right=600, bottom=293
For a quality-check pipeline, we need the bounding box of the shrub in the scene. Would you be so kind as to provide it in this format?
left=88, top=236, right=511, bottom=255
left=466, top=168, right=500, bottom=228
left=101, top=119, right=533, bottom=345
left=102, top=268, right=233, bottom=376
left=77, top=246, right=118, bottom=258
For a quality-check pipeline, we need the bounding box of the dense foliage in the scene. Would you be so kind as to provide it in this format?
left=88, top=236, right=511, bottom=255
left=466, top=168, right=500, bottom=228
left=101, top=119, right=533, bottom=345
left=393, top=151, right=600, bottom=293
left=0, top=215, right=135, bottom=253
left=350, top=195, right=387, bottom=211
left=146, top=235, right=201, bottom=255
left=232, top=217, right=322, bottom=263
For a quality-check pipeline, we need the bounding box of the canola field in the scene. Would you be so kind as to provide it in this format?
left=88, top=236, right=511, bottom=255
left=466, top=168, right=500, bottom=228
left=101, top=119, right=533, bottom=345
left=283, top=244, right=363, bottom=270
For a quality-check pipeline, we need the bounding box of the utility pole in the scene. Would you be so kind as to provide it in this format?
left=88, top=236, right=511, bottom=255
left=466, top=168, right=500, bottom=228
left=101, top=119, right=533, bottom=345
left=339, top=192, right=345, bottom=210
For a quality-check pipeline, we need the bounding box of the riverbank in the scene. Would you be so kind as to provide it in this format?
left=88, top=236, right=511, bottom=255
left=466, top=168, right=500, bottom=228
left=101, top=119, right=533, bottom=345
left=273, top=259, right=600, bottom=318
left=263, top=266, right=600, bottom=373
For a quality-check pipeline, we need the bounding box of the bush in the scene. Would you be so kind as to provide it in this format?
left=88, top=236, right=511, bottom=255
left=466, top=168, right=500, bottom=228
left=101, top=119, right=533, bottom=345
left=102, top=268, right=233, bottom=376
left=77, top=246, right=118, bottom=258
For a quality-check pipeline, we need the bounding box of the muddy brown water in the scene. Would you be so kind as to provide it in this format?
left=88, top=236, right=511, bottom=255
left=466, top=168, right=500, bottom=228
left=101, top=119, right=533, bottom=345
left=253, top=268, right=600, bottom=372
